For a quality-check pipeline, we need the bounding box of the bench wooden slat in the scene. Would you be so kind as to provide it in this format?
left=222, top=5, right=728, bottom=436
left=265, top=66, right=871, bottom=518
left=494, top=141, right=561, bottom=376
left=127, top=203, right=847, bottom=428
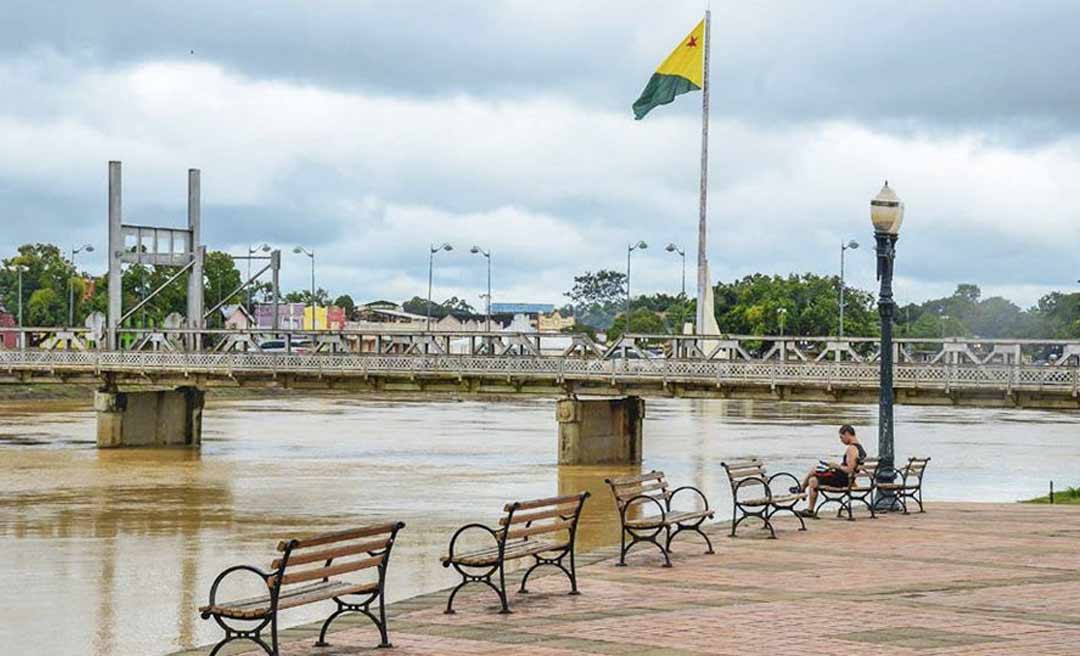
left=504, top=518, right=573, bottom=540
left=622, top=491, right=670, bottom=509
left=725, top=466, right=766, bottom=479
left=624, top=509, right=712, bottom=528
left=271, top=536, right=391, bottom=569
left=605, top=471, right=665, bottom=486
left=612, top=481, right=668, bottom=499
left=201, top=580, right=379, bottom=620
left=277, top=523, right=400, bottom=552
left=506, top=493, right=585, bottom=512
left=443, top=538, right=568, bottom=567
left=722, top=459, right=761, bottom=469
left=277, top=554, right=384, bottom=586
left=499, top=504, right=578, bottom=526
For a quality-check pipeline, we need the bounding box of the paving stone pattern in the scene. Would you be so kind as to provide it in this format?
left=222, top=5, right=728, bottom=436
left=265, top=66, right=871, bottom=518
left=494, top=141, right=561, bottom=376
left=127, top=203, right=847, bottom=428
left=172, top=503, right=1080, bottom=656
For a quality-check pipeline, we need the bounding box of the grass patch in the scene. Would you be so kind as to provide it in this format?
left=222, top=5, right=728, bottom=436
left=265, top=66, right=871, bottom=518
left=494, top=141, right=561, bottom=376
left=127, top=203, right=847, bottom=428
left=1023, top=486, right=1080, bottom=504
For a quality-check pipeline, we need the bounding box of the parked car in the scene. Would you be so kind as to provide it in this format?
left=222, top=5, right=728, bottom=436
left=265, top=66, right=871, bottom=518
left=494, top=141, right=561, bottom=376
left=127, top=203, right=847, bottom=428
left=258, top=338, right=313, bottom=354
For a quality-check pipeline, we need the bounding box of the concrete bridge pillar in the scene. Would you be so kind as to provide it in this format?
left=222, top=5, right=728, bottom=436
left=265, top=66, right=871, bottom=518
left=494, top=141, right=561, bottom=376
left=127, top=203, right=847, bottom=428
left=95, top=386, right=204, bottom=448
left=557, top=396, right=643, bottom=465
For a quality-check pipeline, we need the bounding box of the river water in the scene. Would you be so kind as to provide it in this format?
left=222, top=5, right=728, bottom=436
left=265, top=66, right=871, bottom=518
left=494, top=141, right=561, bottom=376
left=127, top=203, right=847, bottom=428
left=1, top=395, right=1078, bottom=656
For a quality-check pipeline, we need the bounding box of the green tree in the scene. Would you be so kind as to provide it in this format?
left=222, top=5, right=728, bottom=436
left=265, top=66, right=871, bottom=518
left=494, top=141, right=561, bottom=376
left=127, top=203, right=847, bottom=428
left=607, top=308, right=667, bottom=340
left=441, top=296, right=476, bottom=315
left=333, top=294, right=356, bottom=317
left=1, top=244, right=83, bottom=326
left=402, top=295, right=448, bottom=319
left=27, top=288, right=63, bottom=326
left=204, top=252, right=243, bottom=311
left=710, top=273, right=876, bottom=337
left=564, top=270, right=626, bottom=330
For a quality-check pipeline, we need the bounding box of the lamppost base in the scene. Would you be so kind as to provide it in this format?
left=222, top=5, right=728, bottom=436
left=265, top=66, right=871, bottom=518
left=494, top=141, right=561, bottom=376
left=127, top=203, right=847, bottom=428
left=872, top=467, right=902, bottom=512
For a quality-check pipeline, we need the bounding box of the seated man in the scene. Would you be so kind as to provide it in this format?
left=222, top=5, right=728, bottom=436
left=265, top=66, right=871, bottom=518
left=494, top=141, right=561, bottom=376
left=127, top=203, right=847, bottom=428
left=795, top=424, right=866, bottom=518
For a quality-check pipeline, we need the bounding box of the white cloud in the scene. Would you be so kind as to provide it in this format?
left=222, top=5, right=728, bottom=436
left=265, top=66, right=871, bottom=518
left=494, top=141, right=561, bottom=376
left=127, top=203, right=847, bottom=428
left=2, top=54, right=1079, bottom=309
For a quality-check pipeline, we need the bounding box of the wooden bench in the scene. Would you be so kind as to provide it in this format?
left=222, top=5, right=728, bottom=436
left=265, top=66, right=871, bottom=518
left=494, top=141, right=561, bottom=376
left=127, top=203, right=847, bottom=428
left=199, top=522, right=405, bottom=654
left=721, top=458, right=807, bottom=538
left=604, top=471, right=714, bottom=567
left=876, top=456, right=931, bottom=513
left=816, top=458, right=879, bottom=520
left=441, top=491, right=589, bottom=614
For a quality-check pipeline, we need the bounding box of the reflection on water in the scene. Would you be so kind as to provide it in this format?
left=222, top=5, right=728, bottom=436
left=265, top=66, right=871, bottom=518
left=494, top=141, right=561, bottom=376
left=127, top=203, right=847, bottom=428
left=1, top=396, right=1078, bottom=656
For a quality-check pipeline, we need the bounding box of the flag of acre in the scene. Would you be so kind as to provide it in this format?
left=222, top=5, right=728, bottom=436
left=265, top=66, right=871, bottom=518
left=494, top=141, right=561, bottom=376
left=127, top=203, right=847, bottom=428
left=632, top=19, right=705, bottom=120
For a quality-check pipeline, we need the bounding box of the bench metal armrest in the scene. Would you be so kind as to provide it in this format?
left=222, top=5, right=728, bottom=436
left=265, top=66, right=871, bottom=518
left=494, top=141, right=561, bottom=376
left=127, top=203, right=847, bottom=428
left=766, top=471, right=801, bottom=495
left=733, top=476, right=771, bottom=504
left=620, top=493, right=667, bottom=527
left=443, top=523, right=501, bottom=567
left=667, top=485, right=710, bottom=512
left=202, top=564, right=273, bottom=619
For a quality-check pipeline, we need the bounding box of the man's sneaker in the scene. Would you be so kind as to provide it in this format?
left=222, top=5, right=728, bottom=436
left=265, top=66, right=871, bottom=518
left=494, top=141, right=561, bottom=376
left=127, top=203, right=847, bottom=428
left=795, top=509, right=817, bottom=519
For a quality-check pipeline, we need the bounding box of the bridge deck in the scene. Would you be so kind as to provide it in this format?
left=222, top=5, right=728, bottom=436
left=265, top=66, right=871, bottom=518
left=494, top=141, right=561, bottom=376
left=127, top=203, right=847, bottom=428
left=2, top=349, right=1078, bottom=409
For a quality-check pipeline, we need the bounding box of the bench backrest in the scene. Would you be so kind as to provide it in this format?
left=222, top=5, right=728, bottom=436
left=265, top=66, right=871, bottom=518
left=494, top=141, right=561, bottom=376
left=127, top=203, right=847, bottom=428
left=499, top=492, right=589, bottom=545
left=720, top=459, right=768, bottom=495
left=902, top=456, right=930, bottom=482
left=852, top=457, right=879, bottom=489
left=269, top=522, right=405, bottom=595
left=604, top=471, right=670, bottom=513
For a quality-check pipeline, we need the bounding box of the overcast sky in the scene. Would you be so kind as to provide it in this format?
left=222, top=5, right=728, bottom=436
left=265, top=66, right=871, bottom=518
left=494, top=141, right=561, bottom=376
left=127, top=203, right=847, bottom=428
left=3, top=1, right=1079, bottom=309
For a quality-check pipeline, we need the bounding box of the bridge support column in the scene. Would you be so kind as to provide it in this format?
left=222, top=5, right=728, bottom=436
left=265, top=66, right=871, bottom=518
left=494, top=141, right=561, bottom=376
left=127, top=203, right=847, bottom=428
left=557, top=396, right=643, bottom=465
left=95, top=387, right=204, bottom=448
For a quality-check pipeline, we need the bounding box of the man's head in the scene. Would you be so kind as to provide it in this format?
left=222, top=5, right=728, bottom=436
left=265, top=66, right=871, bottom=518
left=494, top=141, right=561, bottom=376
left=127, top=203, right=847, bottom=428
left=839, top=424, right=856, bottom=444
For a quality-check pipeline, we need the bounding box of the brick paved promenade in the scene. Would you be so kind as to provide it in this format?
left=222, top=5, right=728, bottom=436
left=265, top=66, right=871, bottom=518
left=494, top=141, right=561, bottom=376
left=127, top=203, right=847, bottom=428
left=177, top=503, right=1080, bottom=656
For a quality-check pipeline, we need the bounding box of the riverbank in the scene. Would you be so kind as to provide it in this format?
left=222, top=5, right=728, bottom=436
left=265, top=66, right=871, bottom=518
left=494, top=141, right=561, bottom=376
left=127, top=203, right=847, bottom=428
left=0, top=384, right=545, bottom=404
left=169, top=502, right=1080, bottom=655
left=1024, top=486, right=1080, bottom=504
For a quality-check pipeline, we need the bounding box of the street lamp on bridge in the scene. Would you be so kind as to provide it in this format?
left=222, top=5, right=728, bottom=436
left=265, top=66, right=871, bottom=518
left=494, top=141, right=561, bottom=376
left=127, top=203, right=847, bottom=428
left=665, top=243, right=686, bottom=296
left=839, top=239, right=859, bottom=337
left=470, top=245, right=492, bottom=332
left=292, top=246, right=315, bottom=329
left=870, top=181, right=904, bottom=508
left=427, top=243, right=453, bottom=330
left=626, top=241, right=648, bottom=329
left=68, top=244, right=94, bottom=327
left=247, top=243, right=271, bottom=311
left=13, top=263, right=26, bottom=330
left=778, top=307, right=787, bottom=338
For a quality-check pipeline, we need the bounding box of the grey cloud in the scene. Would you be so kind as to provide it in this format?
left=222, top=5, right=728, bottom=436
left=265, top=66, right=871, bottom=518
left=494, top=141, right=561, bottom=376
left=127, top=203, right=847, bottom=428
left=5, top=1, right=1080, bottom=140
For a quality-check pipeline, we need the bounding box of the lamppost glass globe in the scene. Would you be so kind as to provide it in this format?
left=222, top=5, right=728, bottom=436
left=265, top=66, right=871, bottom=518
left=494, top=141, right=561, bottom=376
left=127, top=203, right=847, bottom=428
left=870, top=181, right=904, bottom=234
left=846, top=240, right=859, bottom=250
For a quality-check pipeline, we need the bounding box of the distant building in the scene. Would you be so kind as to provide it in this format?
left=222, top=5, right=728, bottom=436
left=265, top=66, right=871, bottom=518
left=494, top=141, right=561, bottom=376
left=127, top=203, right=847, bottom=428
left=538, top=309, right=575, bottom=332
left=354, top=305, right=424, bottom=324
left=490, top=303, right=555, bottom=315
left=488, top=303, right=572, bottom=332
left=219, top=305, right=253, bottom=330
left=254, top=303, right=303, bottom=330
left=0, top=305, right=15, bottom=349
left=362, top=300, right=401, bottom=311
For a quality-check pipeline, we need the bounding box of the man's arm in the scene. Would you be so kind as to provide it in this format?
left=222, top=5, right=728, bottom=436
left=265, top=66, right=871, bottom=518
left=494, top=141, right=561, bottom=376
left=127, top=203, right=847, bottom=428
left=839, top=445, right=858, bottom=473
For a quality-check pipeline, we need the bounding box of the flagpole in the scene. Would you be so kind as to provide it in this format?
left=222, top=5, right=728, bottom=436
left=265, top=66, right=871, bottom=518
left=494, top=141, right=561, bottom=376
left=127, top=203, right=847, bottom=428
left=696, top=9, right=711, bottom=334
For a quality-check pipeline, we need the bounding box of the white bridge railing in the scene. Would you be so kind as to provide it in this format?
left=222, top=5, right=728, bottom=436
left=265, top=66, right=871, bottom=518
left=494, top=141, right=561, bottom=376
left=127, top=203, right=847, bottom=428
left=1, top=341, right=1078, bottom=395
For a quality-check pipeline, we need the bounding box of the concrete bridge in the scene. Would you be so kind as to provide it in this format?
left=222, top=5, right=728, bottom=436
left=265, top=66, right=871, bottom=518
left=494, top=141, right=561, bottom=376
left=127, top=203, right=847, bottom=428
left=3, top=327, right=1079, bottom=460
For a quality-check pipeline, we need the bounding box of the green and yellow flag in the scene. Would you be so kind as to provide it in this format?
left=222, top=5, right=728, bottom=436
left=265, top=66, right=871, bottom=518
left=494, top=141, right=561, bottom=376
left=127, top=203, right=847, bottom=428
left=632, top=19, right=705, bottom=120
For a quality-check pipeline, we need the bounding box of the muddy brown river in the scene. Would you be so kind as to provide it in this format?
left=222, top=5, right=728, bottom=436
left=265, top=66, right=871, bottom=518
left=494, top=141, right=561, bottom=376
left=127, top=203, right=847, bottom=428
left=1, top=396, right=1077, bottom=656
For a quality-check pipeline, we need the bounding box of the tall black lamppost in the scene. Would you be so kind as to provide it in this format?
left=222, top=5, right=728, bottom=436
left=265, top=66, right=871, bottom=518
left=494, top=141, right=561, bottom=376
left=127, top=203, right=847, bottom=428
left=626, top=241, right=648, bottom=327
left=871, top=181, right=904, bottom=508
left=469, top=245, right=492, bottom=332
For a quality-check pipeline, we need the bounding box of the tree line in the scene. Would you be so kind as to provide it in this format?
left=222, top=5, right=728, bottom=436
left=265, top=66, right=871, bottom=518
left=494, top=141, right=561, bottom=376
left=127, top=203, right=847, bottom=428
left=562, top=270, right=1080, bottom=340
left=2, top=243, right=1077, bottom=339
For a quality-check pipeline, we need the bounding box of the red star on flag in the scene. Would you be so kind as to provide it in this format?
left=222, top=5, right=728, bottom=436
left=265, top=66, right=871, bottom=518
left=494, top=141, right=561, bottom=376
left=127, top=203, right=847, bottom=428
left=686, top=35, right=698, bottom=47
